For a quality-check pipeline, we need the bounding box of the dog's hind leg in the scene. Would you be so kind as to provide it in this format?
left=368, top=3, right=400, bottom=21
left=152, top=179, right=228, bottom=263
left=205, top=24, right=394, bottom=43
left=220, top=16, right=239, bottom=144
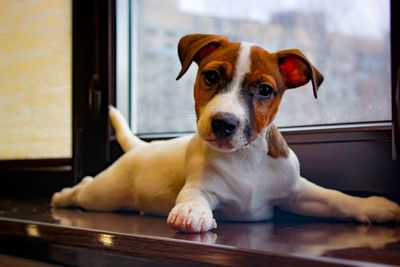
left=51, top=108, right=143, bottom=211
left=282, top=177, right=400, bottom=223
left=109, top=106, right=146, bottom=152
left=51, top=155, right=136, bottom=211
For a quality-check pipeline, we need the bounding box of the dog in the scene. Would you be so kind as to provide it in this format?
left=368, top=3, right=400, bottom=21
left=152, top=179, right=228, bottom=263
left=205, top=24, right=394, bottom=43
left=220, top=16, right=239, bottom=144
left=52, top=34, right=400, bottom=233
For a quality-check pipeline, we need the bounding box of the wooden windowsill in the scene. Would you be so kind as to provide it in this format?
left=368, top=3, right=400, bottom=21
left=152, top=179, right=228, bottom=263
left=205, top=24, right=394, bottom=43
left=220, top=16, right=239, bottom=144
left=0, top=198, right=399, bottom=267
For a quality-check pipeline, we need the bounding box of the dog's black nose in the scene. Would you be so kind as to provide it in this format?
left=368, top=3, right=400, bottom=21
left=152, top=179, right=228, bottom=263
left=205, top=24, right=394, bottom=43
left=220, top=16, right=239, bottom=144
left=211, top=112, right=239, bottom=139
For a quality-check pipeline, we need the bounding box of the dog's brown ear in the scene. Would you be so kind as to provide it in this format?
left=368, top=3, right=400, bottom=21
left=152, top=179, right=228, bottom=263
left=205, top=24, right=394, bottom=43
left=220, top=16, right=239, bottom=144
left=176, top=34, right=228, bottom=80
left=276, top=49, right=324, bottom=98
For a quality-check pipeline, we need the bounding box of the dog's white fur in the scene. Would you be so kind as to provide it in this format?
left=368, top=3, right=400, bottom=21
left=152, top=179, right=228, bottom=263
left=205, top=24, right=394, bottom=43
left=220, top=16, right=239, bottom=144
left=52, top=36, right=400, bottom=233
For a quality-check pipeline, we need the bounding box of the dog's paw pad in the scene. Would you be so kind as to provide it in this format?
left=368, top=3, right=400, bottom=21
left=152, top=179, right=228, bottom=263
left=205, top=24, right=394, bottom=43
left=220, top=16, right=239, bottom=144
left=167, top=203, right=217, bottom=233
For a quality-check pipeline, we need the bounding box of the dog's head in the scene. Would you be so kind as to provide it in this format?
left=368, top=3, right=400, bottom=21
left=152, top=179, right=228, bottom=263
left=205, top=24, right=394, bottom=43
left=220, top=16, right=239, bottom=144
left=176, top=34, right=323, bottom=152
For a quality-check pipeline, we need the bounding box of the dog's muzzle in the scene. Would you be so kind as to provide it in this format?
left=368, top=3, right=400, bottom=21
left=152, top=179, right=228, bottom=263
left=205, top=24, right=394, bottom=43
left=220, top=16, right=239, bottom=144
left=211, top=112, right=239, bottom=140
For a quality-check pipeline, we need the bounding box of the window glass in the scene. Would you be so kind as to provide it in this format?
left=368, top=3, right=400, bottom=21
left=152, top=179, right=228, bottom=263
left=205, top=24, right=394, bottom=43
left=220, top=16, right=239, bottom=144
left=129, top=0, right=390, bottom=134
left=0, top=0, right=72, bottom=159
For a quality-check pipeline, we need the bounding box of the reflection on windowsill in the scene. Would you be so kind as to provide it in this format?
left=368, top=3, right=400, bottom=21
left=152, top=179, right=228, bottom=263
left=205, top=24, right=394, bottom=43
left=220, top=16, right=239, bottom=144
left=51, top=208, right=400, bottom=259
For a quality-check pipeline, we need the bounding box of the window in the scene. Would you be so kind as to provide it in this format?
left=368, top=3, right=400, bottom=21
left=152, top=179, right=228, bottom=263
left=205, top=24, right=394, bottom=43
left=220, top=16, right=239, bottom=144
left=118, top=0, right=391, bottom=135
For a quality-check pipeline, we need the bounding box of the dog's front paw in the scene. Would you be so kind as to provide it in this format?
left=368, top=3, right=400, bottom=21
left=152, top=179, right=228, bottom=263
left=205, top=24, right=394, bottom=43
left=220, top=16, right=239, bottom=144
left=167, top=202, right=217, bottom=233
left=354, top=196, right=400, bottom=224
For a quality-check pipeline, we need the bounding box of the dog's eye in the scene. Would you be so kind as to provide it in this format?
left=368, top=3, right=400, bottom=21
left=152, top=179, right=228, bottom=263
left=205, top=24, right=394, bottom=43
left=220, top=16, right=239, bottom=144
left=203, top=70, right=220, bottom=85
left=257, top=83, right=274, bottom=98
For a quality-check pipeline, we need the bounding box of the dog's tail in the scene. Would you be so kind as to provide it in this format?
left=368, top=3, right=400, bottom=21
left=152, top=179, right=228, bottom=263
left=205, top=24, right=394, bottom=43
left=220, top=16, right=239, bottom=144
left=109, top=106, right=145, bottom=152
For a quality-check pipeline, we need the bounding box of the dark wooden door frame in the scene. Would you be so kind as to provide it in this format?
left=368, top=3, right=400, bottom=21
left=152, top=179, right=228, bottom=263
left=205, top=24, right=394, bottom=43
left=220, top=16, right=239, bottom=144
left=72, top=0, right=116, bottom=181
left=391, top=0, right=400, bottom=160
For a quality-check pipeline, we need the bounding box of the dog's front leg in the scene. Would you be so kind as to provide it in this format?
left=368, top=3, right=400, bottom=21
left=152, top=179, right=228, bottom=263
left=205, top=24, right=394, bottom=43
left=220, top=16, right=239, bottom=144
left=167, top=185, right=217, bottom=233
left=281, top=178, right=400, bottom=223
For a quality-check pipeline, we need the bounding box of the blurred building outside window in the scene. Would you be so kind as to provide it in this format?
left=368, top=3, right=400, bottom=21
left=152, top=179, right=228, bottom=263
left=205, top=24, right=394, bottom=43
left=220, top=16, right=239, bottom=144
left=117, top=0, right=391, bottom=134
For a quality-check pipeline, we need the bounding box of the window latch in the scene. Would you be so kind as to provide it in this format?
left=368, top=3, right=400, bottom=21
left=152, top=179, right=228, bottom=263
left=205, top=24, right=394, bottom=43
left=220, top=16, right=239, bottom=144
left=89, top=73, right=101, bottom=115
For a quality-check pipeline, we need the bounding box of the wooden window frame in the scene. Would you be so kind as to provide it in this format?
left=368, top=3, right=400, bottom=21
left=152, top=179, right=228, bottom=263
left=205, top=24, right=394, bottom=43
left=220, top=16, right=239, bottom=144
left=0, top=0, right=398, bottom=198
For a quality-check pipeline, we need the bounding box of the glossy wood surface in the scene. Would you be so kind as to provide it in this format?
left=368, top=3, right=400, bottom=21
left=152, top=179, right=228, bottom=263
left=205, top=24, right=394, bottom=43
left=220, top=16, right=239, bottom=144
left=0, top=198, right=399, bottom=266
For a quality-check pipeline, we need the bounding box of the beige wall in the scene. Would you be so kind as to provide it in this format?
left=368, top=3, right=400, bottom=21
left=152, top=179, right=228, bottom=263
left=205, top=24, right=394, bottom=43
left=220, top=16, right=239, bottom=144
left=0, top=0, right=72, bottom=159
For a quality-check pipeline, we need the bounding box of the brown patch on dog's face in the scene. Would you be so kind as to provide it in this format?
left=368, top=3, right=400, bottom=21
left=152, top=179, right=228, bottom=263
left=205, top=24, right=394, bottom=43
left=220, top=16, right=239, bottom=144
left=238, top=46, right=286, bottom=143
left=193, top=42, right=240, bottom=119
left=252, top=94, right=283, bottom=134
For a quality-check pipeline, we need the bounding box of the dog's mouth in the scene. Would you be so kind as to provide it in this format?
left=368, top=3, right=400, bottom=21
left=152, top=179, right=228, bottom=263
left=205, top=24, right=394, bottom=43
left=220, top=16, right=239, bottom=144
left=207, top=139, right=238, bottom=152
left=201, top=135, right=250, bottom=152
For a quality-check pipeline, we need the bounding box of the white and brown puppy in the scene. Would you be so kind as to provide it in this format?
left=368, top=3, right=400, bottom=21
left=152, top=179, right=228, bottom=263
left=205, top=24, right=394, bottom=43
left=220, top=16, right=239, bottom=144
left=52, top=34, right=400, bottom=233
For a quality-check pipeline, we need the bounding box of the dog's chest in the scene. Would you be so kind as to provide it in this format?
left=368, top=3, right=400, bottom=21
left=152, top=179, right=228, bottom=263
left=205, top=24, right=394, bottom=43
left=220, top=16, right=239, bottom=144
left=205, top=148, right=300, bottom=221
